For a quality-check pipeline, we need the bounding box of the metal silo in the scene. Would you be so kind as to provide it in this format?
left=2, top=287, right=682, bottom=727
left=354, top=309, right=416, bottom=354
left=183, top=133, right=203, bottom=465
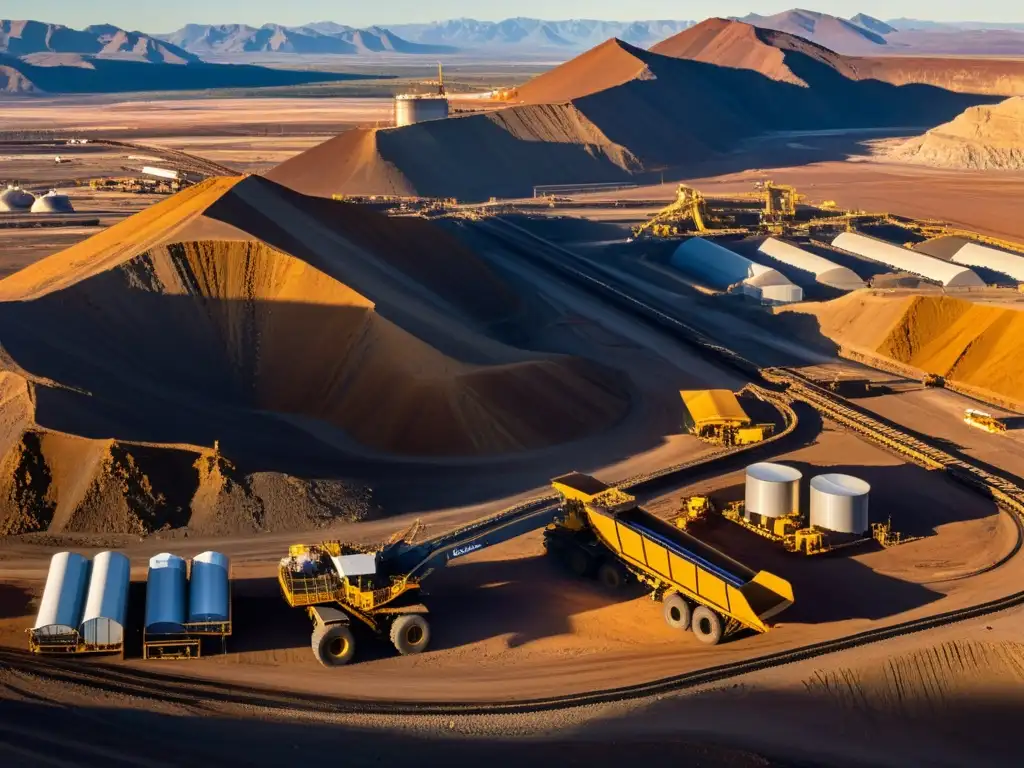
left=80, top=551, right=131, bottom=646
left=145, top=553, right=187, bottom=634
left=33, top=552, right=90, bottom=637
left=394, top=94, right=450, bottom=127
left=745, top=463, right=802, bottom=519
left=810, top=474, right=870, bottom=534
left=189, top=551, right=230, bottom=623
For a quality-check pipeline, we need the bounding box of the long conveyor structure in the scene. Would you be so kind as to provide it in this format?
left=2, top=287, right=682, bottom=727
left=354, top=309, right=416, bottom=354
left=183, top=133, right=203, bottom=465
left=279, top=475, right=793, bottom=666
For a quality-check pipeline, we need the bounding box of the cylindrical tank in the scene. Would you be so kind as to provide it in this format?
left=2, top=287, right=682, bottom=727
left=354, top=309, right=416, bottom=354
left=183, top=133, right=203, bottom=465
left=189, top=551, right=230, bottom=622
left=0, top=184, right=35, bottom=212
left=144, top=553, right=187, bottom=634
left=394, top=95, right=449, bottom=127
left=745, top=462, right=802, bottom=519
left=33, top=552, right=90, bottom=636
left=31, top=190, right=74, bottom=214
left=810, top=474, right=870, bottom=534
left=80, top=551, right=131, bottom=646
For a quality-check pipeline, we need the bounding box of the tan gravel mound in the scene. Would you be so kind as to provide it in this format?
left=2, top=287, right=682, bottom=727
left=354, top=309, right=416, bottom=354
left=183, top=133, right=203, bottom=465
left=781, top=292, right=1024, bottom=404
left=515, top=38, right=651, bottom=103
left=891, top=97, right=1024, bottom=169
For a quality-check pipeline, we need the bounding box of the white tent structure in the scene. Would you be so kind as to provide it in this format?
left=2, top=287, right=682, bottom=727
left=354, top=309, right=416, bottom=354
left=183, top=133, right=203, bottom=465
left=832, top=232, right=984, bottom=288
left=671, top=237, right=804, bottom=304
left=950, top=242, right=1024, bottom=283
left=758, top=237, right=866, bottom=291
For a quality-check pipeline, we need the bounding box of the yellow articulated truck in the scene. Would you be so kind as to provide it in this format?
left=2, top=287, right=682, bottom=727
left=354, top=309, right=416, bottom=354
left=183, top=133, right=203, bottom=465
left=548, top=474, right=793, bottom=643
left=279, top=472, right=794, bottom=666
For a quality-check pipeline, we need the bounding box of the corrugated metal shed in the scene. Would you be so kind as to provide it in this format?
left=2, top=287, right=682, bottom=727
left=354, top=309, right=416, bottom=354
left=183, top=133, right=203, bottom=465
left=951, top=242, right=1024, bottom=282
left=758, top=238, right=866, bottom=291
left=34, top=552, right=90, bottom=637
left=680, top=390, right=750, bottom=428
left=832, top=232, right=984, bottom=287
left=80, top=551, right=130, bottom=646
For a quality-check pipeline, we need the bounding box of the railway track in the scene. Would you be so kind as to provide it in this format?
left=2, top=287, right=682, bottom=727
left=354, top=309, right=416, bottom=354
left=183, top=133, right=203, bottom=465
left=6, top=217, right=1024, bottom=718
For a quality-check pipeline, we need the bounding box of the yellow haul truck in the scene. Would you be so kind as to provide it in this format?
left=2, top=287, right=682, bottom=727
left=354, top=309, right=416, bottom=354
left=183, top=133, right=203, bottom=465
left=280, top=473, right=794, bottom=665
left=548, top=474, right=793, bottom=643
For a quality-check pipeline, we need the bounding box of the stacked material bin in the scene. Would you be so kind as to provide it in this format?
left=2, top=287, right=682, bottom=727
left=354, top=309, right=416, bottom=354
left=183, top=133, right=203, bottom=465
left=145, top=553, right=188, bottom=634
left=189, top=551, right=230, bottom=622
left=80, top=551, right=131, bottom=646
left=33, top=552, right=90, bottom=638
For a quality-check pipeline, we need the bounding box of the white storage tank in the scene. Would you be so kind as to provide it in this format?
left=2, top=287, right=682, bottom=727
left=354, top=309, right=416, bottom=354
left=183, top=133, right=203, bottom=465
left=810, top=474, right=871, bottom=534
left=758, top=237, right=866, bottom=291
left=80, top=551, right=131, bottom=646
left=394, top=94, right=449, bottom=127
left=745, top=463, right=802, bottom=519
left=189, top=551, right=230, bottom=623
left=31, top=190, right=75, bottom=214
left=145, top=553, right=187, bottom=634
left=832, top=232, right=984, bottom=288
left=0, top=184, right=35, bottom=212
left=33, top=552, right=90, bottom=637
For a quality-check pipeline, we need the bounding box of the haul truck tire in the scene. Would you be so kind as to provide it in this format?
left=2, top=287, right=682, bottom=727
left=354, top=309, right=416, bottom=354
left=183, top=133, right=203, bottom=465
left=598, top=560, right=629, bottom=590
left=312, top=623, right=356, bottom=667
left=662, top=593, right=691, bottom=631
left=691, top=605, right=724, bottom=645
left=391, top=614, right=431, bottom=656
left=565, top=547, right=595, bottom=578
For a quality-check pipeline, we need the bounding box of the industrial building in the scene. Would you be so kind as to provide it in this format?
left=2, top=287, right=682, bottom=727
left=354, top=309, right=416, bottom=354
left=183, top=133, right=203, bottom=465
left=679, top=390, right=773, bottom=446
left=832, top=232, right=985, bottom=288
left=0, top=184, right=35, bottom=212
left=670, top=237, right=804, bottom=304
left=30, top=190, right=75, bottom=214
left=758, top=237, right=866, bottom=291
left=394, top=63, right=450, bottom=127
left=30, top=551, right=130, bottom=656
left=950, top=242, right=1024, bottom=283
left=144, top=551, right=231, bottom=659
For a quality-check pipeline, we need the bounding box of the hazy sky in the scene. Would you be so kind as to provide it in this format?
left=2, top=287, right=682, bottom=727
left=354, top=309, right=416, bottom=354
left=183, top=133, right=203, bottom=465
left=3, top=1, right=1021, bottom=31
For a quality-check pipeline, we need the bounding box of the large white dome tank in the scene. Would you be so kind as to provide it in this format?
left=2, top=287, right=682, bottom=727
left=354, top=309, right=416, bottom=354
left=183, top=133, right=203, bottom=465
left=810, top=474, right=870, bottom=534
left=745, top=462, right=802, bottom=518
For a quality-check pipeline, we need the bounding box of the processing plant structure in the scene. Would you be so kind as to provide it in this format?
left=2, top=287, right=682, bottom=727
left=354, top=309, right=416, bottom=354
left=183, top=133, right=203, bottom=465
left=679, top=462, right=883, bottom=556
left=680, top=389, right=775, bottom=446
left=394, top=63, right=450, bottom=127
left=279, top=472, right=795, bottom=666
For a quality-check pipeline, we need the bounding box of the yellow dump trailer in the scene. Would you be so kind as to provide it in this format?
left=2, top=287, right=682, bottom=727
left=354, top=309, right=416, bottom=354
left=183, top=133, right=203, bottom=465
left=550, top=473, right=793, bottom=643
left=964, top=409, right=1006, bottom=435
left=680, top=390, right=774, bottom=446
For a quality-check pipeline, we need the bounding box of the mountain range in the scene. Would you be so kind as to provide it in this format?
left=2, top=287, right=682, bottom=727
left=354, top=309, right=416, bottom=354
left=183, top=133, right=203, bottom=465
left=734, top=10, right=1024, bottom=55
left=1, top=19, right=195, bottom=63
left=161, top=23, right=456, bottom=55
left=384, top=18, right=695, bottom=50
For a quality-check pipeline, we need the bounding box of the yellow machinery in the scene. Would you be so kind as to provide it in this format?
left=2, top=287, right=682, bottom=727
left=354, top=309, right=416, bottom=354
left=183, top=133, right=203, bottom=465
left=758, top=180, right=803, bottom=235
left=550, top=474, right=793, bottom=641
left=674, top=495, right=714, bottom=530
left=631, top=185, right=749, bottom=239
left=680, top=389, right=774, bottom=447
left=281, top=472, right=793, bottom=664
left=964, top=408, right=1007, bottom=435
left=709, top=499, right=875, bottom=556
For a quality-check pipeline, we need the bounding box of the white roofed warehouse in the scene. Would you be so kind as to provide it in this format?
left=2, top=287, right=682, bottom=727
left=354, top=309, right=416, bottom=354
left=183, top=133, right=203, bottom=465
left=671, top=237, right=804, bottom=304
left=832, top=232, right=984, bottom=288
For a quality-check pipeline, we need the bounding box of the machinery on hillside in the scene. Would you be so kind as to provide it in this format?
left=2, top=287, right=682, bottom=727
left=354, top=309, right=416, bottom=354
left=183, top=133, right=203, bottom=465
left=279, top=473, right=794, bottom=665
left=680, top=389, right=774, bottom=447
left=964, top=408, right=1007, bottom=435
left=757, top=180, right=803, bottom=235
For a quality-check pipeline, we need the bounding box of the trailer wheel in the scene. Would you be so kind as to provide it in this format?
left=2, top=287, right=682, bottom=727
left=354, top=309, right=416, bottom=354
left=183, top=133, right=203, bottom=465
left=662, top=593, right=691, bottom=631
left=564, top=547, right=595, bottom=578
left=391, top=614, right=431, bottom=656
left=691, top=605, right=724, bottom=645
left=312, top=623, right=356, bottom=667
left=597, top=560, right=629, bottom=590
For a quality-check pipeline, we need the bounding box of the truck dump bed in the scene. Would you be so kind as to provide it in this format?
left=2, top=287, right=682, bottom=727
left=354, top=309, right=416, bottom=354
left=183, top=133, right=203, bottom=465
left=587, top=504, right=793, bottom=633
